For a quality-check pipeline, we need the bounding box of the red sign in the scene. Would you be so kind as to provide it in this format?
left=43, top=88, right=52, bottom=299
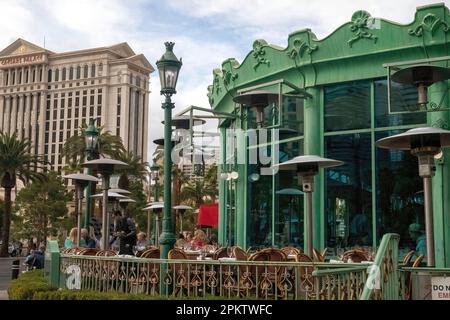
left=197, top=204, right=218, bottom=228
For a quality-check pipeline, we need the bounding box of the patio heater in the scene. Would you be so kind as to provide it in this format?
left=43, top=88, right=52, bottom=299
left=119, top=198, right=136, bottom=216
left=233, top=90, right=278, bottom=128
left=90, top=191, right=127, bottom=246
left=274, top=155, right=343, bottom=257
left=63, top=173, right=101, bottom=247
left=173, top=204, right=193, bottom=234
left=83, top=159, right=128, bottom=250
left=142, top=202, right=164, bottom=245
left=376, top=127, right=450, bottom=266
left=390, top=65, right=450, bottom=107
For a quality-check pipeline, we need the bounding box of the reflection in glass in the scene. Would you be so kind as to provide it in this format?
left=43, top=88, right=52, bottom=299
left=247, top=162, right=273, bottom=247
left=275, top=140, right=304, bottom=247
left=375, top=130, right=423, bottom=250
left=325, top=133, right=372, bottom=248
left=325, top=82, right=371, bottom=132
left=375, top=80, right=425, bottom=127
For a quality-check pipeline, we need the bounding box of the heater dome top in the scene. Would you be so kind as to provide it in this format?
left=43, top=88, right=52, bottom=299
left=391, top=65, right=450, bottom=86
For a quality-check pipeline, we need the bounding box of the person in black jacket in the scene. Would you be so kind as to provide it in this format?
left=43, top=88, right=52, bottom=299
left=111, top=210, right=136, bottom=255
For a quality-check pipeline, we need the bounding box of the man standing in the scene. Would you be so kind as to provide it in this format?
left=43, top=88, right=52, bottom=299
left=112, top=210, right=137, bottom=255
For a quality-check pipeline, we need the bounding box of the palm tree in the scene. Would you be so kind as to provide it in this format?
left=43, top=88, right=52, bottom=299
left=115, top=150, right=149, bottom=189
left=181, top=179, right=216, bottom=207
left=0, top=133, right=47, bottom=257
left=62, top=123, right=125, bottom=171
left=204, top=165, right=218, bottom=203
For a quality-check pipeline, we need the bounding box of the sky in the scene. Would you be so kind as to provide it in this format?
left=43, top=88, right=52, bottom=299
left=0, top=0, right=448, bottom=160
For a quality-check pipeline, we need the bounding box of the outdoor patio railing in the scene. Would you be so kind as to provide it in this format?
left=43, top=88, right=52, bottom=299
left=313, top=265, right=369, bottom=300
left=360, top=233, right=400, bottom=300
left=58, top=255, right=374, bottom=300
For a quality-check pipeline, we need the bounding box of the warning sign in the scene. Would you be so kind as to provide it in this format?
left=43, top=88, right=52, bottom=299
left=431, top=277, right=450, bottom=300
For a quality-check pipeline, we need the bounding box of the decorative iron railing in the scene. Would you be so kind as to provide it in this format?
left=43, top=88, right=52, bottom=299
left=313, top=266, right=369, bottom=300
left=360, top=233, right=400, bottom=300
left=59, top=255, right=372, bottom=300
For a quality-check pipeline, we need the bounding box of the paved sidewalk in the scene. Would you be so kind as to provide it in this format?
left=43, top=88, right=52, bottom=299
left=0, top=290, right=8, bottom=300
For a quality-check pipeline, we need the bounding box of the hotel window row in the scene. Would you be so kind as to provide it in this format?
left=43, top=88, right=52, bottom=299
left=2, top=66, right=44, bottom=86
left=43, top=88, right=103, bottom=173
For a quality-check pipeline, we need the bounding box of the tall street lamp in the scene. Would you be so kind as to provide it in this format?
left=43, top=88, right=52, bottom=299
left=156, top=41, right=182, bottom=260
left=84, top=119, right=99, bottom=229
left=63, top=173, right=100, bottom=247
left=83, top=159, right=128, bottom=250
left=376, top=127, right=450, bottom=266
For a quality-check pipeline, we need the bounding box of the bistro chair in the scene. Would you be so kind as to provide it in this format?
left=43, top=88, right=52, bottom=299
left=168, top=248, right=190, bottom=296
left=281, top=246, right=302, bottom=256
left=79, top=248, right=100, bottom=256
left=95, top=249, right=117, bottom=256
left=213, top=247, right=229, bottom=260
left=405, top=255, right=424, bottom=300
left=313, top=248, right=326, bottom=262
left=402, top=250, right=415, bottom=266
left=342, top=249, right=368, bottom=263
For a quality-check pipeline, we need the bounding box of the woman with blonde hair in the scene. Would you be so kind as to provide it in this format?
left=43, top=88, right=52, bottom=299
left=64, top=227, right=78, bottom=249
left=190, top=229, right=207, bottom=249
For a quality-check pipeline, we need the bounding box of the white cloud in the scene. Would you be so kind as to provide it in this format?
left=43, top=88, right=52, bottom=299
left=167, top=0, right=441, bottom=43
left=1, top=0, right=448, bottom=162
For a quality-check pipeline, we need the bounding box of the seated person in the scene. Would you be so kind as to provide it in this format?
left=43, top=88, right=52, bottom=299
left=175, top=233, right=187, bottom=249
left=190, top=229, right=207, bottom=249
left=81, top=227, right=97, bottom=248
left=136, top=232, right=151, bottom=250
left=24, top=244, right=45, bottom=269
left=409, top=223, right=426, bottom=262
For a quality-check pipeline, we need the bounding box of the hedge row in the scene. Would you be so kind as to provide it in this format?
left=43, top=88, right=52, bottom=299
left=8, top=270, right=252, bottom=300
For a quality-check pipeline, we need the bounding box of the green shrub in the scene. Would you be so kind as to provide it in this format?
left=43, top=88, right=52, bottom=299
left=8, top=270, right=54, bottom=300
left=8, top=270, right=257, bottom=300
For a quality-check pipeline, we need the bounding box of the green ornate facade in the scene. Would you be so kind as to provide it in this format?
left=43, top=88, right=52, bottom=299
left=208, top=3, right=450, bottom=267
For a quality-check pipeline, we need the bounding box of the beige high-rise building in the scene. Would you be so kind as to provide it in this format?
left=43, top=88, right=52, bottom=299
left=0, top=38, right=154, bottom=174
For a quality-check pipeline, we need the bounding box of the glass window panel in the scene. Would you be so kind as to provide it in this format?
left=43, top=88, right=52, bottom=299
left=247, top=162, right=273, bottom=248
left=325, top=81, right=371, bottom=132
left=325, top=133, right=372, bottom=249
left=375, top=130, right=422, bottom=252
left=274, top=140, right=304, bottom=248
left=375, top=79, right=425, bottom=127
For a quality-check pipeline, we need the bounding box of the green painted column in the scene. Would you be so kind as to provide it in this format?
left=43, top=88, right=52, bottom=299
left=235, top=129, right=247, bottom=248
left=218, top=127, right=226, bottom=245
left=428, top=81, right=450, bottom=267
left=303, top=87, right=323, bottom=251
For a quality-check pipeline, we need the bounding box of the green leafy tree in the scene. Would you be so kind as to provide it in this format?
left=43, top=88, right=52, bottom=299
left=0, top=132, right=47, bottom=256
left=181, top=179, right=216, bottom=207
left=14, top=172, right=72, bottom=247
left=62, top=123, right=126, bottom=172
left=204, top=165, right=218, bottom=203
left=125, top=179, right=148, bottom=232
left=115, top=151, right=149, bottom=189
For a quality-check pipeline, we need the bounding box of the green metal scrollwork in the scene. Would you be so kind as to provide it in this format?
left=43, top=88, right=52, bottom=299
left=408, top=13, right=450, bottom=37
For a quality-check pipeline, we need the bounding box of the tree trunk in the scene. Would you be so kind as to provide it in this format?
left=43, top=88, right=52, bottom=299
left=0, top=187, right=12, bottom=257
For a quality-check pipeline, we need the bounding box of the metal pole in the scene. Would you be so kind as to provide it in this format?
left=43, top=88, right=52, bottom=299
left=77, top=186, right=83, bottom=247
left=306, top=191, right=313, bottom=258
left=423, top=176, right=435, bottom=266
left=179, top=211, right=183, bottom=234
left=160, top=95, right=176, bottom=259
left=84, top=168, right=92, bottom=228
left=155, top=215, right=160, bottom=245
left=101, top=175, right=110, bottom=250
left=147, top=211, right=151, bottom=242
